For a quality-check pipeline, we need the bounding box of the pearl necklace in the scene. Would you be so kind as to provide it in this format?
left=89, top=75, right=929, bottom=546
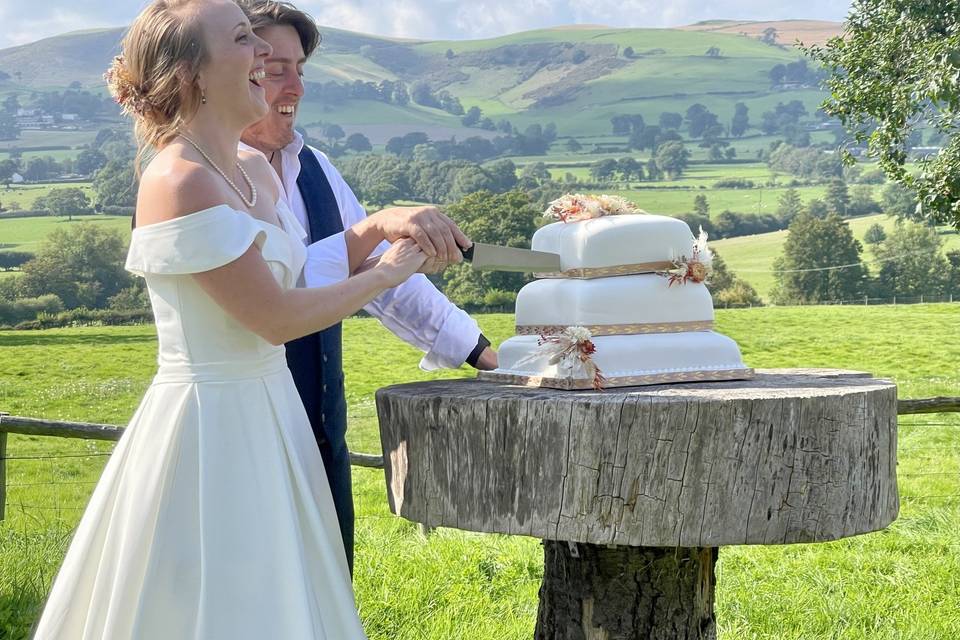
left=179, top=133, right=257, bottom=207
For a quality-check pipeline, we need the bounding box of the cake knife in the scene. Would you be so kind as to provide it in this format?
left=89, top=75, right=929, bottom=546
left=459, top=242, right=561, bottom=273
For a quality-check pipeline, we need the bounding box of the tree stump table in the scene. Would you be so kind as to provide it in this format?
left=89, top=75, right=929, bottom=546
left=375, top=369, right=898, bottom=639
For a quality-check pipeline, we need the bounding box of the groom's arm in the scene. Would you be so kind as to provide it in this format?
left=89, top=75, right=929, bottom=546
left=303, top=149, right=496, bottom=371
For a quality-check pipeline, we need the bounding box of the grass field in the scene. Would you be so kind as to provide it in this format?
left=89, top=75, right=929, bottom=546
left=714, top=214, right=960, bottom=300
left=0, top=214, right=130, bottom=254
left=1, top=305, right=958, bottom=639
left=0, top=182, right=96, bottom=213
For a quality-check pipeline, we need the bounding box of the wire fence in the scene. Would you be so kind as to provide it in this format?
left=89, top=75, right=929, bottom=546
left=719, top=293, right=958, bottom=309
left=1, top=402, right=959, bottom=522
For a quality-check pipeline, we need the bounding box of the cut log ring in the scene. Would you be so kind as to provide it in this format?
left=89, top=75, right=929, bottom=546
left=376, top=369, right=898, bottom=639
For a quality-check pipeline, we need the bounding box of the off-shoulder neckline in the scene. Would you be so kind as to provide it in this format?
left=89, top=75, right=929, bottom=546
left=131, top=204, right=285, bottom=234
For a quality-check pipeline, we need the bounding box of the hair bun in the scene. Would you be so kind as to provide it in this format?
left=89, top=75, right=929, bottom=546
left=104, top=55, right=156, bottom=118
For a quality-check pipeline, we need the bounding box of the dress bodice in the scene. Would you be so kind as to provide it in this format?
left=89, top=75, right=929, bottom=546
left=125, top=202, right=307, bottom=369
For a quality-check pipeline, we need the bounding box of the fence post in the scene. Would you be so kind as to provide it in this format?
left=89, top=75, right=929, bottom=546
left=865, top=296, right=868, bottom=306
left=0, top=412, right=7, bottom=522
left=920, top=295, right=924, bottom=303
left=893, top=296, right=896, bottom=305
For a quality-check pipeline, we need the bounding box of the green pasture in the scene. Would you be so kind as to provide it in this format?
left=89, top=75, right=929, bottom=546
left=0, top=304, right=958, bottom=638
left=0, top=182, right=96, bottom=213
left=0, top=214, right=129, bottom=254
left=0, top=129, right=97, bottom=152
left=713, top=214, right=960, bottom=299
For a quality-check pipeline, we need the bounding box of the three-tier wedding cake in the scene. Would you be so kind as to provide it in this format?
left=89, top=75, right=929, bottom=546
left=479, top=195, right=753, bottom=390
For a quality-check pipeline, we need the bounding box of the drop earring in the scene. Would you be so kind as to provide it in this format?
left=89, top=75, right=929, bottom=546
left=201, top=90, right=207, bottom=105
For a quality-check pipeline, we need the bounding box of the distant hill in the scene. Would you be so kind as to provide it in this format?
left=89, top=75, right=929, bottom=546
left=0, top=22, right=833, bottom=143
left=678, top=20, right=843, bottom=47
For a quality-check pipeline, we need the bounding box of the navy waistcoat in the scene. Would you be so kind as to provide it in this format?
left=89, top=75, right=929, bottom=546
left=284, top=148, right=347, bottom=444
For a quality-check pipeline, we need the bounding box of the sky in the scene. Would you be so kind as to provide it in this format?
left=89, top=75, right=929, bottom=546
left=2, top=0, right=853, bottom=50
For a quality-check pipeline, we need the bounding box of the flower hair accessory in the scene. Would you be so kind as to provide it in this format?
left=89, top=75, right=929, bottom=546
left=104, top=55, right=156, bottom=117
left=543, top=194, right=638, bottom=223
left=536, top=326, right=607, bottom=390
left=662, top=227, right=713, bottom=286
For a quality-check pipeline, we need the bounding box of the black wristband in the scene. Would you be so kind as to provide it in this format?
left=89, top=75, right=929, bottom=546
left=465, top=334, right=491, bottom=368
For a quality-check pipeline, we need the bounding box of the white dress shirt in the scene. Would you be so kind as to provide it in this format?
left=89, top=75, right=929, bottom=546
left=239, top=133, right=482, bottom=370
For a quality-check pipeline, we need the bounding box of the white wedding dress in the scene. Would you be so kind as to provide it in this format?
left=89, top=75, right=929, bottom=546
left=33, top=203, right=367, bottom=639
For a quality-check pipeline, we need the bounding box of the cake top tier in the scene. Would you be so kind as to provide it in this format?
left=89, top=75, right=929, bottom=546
left=532, top=214, right=697, bottom=273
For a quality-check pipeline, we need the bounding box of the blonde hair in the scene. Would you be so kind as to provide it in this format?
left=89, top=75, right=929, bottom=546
left=104, top=0, right=210, bottom=174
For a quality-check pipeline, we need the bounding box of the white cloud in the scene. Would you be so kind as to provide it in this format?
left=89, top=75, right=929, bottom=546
left=0, top=0, right=852, bottom=49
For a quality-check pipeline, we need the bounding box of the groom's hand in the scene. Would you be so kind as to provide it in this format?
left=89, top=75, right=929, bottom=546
left=473, top=347, right=498, bottom=371
left=374, top=206, right=470, bottom=265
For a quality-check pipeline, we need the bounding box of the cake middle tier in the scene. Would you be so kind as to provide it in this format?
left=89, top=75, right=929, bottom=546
left=515, top=274, right=714, bottom=335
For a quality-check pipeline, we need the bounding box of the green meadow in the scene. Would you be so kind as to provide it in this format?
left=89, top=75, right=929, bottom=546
left=1, top=304, right=958, bottom=639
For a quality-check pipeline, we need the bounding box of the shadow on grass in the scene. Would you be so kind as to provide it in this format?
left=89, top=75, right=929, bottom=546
left=0, top=331, right=156, bottom=348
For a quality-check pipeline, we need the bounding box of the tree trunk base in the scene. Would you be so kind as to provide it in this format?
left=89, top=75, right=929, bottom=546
left=534, top=541, right=717, bottom=640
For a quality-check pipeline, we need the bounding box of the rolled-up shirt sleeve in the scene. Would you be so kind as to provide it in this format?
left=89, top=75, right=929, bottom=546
left=364, top=272, right=482, bottom=370
left=303, top=232, right=350, bottom=287
left=308, top=147, right=482, bottom=369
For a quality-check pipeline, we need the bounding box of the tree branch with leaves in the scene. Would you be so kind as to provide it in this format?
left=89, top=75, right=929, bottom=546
left=809, top=0, right=960, bottom=227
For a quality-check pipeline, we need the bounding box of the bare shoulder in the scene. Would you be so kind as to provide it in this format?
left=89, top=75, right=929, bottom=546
left=238, top=149, right=280, bottom=204
left=136, top=147, right=227, bottom=227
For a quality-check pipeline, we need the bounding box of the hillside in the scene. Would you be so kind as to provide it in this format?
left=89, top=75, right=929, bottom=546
left=0, top=22, right=830, bottom=143
left=678, top=20, right=843, bottom=47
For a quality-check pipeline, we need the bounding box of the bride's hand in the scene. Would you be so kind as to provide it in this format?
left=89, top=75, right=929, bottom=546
left=374, top=238, right=428, bottom=287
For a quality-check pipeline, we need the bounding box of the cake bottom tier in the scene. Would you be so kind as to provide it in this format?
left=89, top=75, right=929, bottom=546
left=482, top=332, right=753, bottom=390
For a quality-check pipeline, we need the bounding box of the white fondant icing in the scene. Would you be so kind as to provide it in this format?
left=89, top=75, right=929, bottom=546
left=515, top=274, right=714, bottom=328
left=532, top=214, right=695, bottom=271
left=496, top=332, right=748, bottom=379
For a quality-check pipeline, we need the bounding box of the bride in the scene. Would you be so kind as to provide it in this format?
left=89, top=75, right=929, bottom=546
left=32, top=0, right=457, bottom=637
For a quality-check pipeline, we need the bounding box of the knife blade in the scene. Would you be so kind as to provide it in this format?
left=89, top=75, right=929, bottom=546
left=460, top=242, right=561, bottom=273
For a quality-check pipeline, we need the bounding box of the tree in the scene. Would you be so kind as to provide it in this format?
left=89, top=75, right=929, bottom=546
left=771, top=212, right=869, bottom=304
left=705, top=46, right=721, bottom=58
left=441, top=190, right=540, bottom=307
left=694, top=194, right=710, bottom=218
left=623, top=46, right=635, bottom=59
left=825, top=179, right=850, bottom=216
left=486, top=159, right=519, bottom=192
left=589, top=159, right=618, bottom=182
left=873, top=221, right=949, bottom=296
left=0, top=158, right=17, bottom=186
left=76, top=148, right=108, bottom=175
left=881, top=181, right=920, bottom=220
left=654, top=141, right=690, bottom=178
left=863, top=223, right=887, bottom=245
left=343, top=132, right=372, bottom=153
left=848, top=184, right=881, bottom=215
left=611, top=115, right=633, bottom=136
left=730, top=103, right=749, bottom=137
left=659, top=112, right=683, bottom=130
left=777, top=188, right=804, bottom=224
left=761, top=27, right=778, bottom=45
left=709, top=251, right=762, bottom=307
left=93, top=159, right=138, bottom=207
left=646, top=158, right=662, bottom=181
left=521, top=162, right=552, bottom=184
left=324, top=124, right=345, bottom=145
left=616, top=157, right=642, bottom=182
left=462, top=106, right=482, bottom=127
left=35, top=187, right=90, bottom=221
left=810, top=1, right=960, bottom=227
left=17, top=223, right=132, bottom=309
left=564, top=138, right=583, bottom=152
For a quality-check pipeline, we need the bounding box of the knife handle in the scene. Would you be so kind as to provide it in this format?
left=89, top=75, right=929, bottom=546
left=460, top=244, right=474, bottom=262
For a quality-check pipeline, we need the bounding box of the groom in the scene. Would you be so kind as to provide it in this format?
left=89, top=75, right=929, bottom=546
left=238, top=0, right=497, bottom=574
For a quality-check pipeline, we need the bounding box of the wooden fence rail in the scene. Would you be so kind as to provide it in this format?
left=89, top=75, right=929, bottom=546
left=1, top=395, right=959, bottom=521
